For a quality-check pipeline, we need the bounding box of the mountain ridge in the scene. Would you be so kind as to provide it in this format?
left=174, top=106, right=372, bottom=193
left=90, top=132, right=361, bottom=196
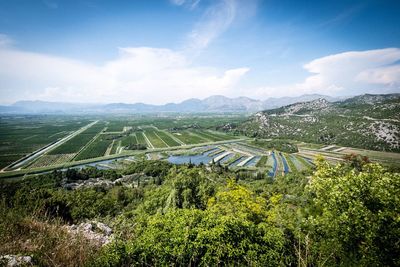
left=225, top=93, right=400, bottom=152
left=1, top=94, right=346, bottom=114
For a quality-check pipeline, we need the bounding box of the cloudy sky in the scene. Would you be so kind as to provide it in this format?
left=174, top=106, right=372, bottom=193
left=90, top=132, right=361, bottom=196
left=0, top=0, right=399, bottom=104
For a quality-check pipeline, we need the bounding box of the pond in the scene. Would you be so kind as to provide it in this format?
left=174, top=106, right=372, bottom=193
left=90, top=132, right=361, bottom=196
left=268, top=152, right=277, bottom=177
left=167, top=154, right=212, bottom=165
left=279, top=153, right=290, bottom=174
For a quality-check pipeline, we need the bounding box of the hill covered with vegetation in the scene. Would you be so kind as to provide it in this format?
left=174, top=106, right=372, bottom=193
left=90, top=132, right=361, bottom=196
left=224, top=94, right=400, bottom=152
left=1, top=156, right=399, bottom=266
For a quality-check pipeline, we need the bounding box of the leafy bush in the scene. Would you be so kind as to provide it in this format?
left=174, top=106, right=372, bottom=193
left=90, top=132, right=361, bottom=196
left=306, top=158, right=400, bottom=266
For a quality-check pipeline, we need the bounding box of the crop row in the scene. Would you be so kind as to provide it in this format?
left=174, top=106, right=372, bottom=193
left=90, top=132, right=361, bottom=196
left=288, top=155, right=308, bottom=171
left=110, top=141, right=120, bottom=154
left=135, top=132, right=147, bottom=146
left=144, top=130, right=168, bottom=148
left=222, top=154, right=241, bottom=166
left=0, top=154, right=26, bottom=169
left=172, top=131, right=207, bottom=144
left=155, top=131, right=181, bottom=147
left=121, top=134, right=138, bottom=147
left=47, top=122, right=105, bottom=155
left=195, top=130, right=236, bottom=141
left=255, top=155, right=268, bottom=167
left=48, top=132, right=97, bottom=155
left=28, top=153, right=75, bottom=168
left=74, top=135, right=113, bottom=160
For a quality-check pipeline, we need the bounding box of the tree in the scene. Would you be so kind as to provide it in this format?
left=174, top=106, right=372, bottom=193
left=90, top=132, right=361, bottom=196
left=124, top=180, right=287, bottom=266
left=306, top=159, right=400, bottom=266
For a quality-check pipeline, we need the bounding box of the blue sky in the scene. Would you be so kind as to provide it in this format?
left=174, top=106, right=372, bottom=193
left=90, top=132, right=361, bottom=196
left=0, top=0, right=399, bottom=104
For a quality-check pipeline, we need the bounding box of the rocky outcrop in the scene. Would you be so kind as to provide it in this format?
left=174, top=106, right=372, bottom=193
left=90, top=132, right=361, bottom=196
left=63, top=174, right=141, bottom=190
left=254, top=112, right=270, bottom=128
left=0, top=255, right=32, bottom=266
left=65, top=221, right=113, bottom=246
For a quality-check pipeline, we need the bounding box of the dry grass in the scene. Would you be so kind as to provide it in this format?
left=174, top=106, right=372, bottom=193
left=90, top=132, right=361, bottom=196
left=0, top=211, right=101, bottom=266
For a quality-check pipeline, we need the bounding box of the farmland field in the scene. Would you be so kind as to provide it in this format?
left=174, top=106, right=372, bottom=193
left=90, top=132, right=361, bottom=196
left=194, top=130, right=237, bottom=141
left=110, top=141, right=120, bottom=154
left=28, top=154, right=75, bottom=168
left=144, top=129, right=168, bottom=148
left=155, top=130, right=181, bottom=146
left=171, top=131, right=208, bottom=144
left=0, top=115, right=92, bottom=168
left=74, top=134, right=114, bottom=160
left=1, top=114, right=399, bottom=175
left=135, top=132, right=147, bottom=146
left=121, top=134, right=138, bottom=147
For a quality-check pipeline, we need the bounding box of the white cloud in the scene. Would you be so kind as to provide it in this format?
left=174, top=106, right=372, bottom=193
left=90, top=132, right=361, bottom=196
left=170, top=0, right=186, bottom=6
left=356, top=65, right=400, bottom=86
left=170, top=0, right=200, bottom=9
left=0, top=46, right=249, bottom=104
left=297, top=48, right=400, bottom=94
left=0, top=34, right=13, bottom=48
left=249, top=48, right=400, bottom=99
left=186, top=0, right=237, bottom=50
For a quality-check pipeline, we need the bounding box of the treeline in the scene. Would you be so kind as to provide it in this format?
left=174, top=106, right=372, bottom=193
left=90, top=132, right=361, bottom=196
left=0, top=157, right=399, bottom=266
left=251, top=139, right=299, bottom=153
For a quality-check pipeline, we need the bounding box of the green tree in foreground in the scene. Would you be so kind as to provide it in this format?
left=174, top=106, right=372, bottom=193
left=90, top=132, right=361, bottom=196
left=306, top=157, right=400, bottom=266
left=94, top=180, right=288, bottom=266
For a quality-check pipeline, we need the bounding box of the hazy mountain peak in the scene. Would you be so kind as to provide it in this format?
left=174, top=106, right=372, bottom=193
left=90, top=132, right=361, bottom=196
left=2, top=94, right=351, bottom=114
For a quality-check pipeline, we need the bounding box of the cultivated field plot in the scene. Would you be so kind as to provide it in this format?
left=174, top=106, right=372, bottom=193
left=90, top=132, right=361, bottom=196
left=47, top=122, right=105, bottom=155
left=341, top=148, right=400, bottom=166
left=155, top=130, right=181, bottom=147
left=4, top=114, right=398, bottom=176
left=135, top=132, right=147, bottom=146
left=170, top=131, right=208, bottom=144
left=0, top=115, right=91, bottom=168
left=192, top=130, right=238, bottom=142
left=27, top=154, right=75, bottom=169
left=296, top=143, right=400, bottom=168
left=143, top=129, right=168, bottom=148
left=120, top=134, right=138, bottom=147
left=74, top=134, right=114, bottom=161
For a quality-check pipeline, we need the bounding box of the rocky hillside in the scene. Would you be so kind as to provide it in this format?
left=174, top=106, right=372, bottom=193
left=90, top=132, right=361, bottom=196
left=224, top=94, right=400, bottom=152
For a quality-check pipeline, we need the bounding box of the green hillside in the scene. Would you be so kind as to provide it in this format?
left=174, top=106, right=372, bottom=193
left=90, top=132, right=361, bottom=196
left=225, top=94, right=400, bottom=152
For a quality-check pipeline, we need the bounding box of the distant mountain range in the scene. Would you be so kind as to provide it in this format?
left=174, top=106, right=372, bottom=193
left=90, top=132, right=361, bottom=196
left=0, top=94, right=347, bottom=114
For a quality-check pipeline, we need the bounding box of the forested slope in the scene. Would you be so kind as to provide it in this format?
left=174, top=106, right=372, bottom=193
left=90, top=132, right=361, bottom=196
left=1, top=156, right=399, bottom=266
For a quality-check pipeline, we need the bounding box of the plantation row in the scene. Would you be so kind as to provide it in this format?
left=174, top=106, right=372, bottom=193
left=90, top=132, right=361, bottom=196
left=155, top=131, right=181, bottom=146
left=171, top=131, right=206, bottom=144
left=0, top=116, right=91, bottom=168
left=48, top=132, right=98, bottom=154
left=28, top=154, right=75, bottom=168
left=48, top=122, right=105, bottom=155
left=193, top=130, right=235, bottom=142
left=74, top=135, right=113, bottom=161
left=120, top=134, right=138, bottom=147
left=144, top=129, right=168, bottom=148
